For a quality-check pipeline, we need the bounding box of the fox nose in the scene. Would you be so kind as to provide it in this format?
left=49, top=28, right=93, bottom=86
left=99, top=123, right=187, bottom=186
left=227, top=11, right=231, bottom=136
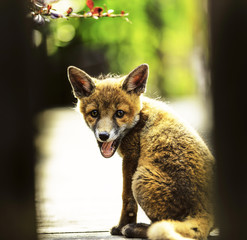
left=99, top=132, right=110, bottom=141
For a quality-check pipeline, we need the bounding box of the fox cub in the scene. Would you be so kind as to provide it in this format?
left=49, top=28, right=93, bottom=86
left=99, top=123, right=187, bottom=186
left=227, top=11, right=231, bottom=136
left=67, top=64, right=214, bottom=240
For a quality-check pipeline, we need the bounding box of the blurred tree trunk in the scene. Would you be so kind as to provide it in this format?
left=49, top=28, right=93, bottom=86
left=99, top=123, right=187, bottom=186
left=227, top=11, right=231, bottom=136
left=209, top=1, right=247, bottom=239
left=0, top=0, right=37, bottom=239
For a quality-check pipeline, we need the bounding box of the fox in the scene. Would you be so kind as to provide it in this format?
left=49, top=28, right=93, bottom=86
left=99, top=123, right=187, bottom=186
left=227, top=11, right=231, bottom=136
left=67, top=64, right=215, bottom=240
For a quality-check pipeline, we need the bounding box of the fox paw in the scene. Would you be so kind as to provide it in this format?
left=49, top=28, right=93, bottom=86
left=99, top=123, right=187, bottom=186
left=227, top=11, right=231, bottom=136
left=121, top=224, right=134, bottom=237
left=121, top=223, right=149, bottom=238
left=110, top=226, right=123, bottom=236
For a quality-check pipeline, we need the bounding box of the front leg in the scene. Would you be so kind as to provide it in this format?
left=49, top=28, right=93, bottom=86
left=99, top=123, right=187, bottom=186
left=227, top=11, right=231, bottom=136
left=111, top=157, right=138, bottom=235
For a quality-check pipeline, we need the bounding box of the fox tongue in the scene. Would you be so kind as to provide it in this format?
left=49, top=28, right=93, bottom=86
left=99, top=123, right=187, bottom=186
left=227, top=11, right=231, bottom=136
left=101, top=141, right=114, bottom=158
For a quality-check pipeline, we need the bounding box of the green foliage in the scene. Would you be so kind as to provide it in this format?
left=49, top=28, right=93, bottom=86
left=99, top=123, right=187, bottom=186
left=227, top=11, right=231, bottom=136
left=38, top=0, right=207, bottom=98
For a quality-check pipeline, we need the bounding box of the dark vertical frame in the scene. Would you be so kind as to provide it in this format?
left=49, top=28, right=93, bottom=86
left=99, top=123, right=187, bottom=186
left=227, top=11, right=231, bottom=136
left=209, top=1, right=247, bottom=239
left=0, top=0, right=37, bottom=239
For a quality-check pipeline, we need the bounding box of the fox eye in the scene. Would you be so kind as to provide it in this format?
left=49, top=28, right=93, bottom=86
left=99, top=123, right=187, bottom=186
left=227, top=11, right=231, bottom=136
left=90, top=110, right=99, bottom=118
left=115, top=110, right=125, bottom=118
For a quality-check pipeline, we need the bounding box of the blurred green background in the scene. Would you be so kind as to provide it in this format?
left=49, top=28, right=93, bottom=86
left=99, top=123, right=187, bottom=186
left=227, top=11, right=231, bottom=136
left=33, top=0, right=209, bottom=109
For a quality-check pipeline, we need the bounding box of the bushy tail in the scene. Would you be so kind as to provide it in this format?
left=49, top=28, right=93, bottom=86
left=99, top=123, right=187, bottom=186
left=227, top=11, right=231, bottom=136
left=147, top=216, right=213, bottom=240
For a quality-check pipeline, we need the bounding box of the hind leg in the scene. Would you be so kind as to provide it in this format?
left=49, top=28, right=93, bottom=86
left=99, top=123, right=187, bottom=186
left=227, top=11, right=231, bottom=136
left=132, top=166, right=213, bottom=239
left=132, top=166, right=192, bottom=222
left=119, top=166, right=172, bottom=238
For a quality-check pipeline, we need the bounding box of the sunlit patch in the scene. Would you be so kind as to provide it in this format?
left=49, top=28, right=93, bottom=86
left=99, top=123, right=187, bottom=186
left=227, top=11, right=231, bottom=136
left=56, top=23, right=75, bottom=43
left=35, top=108, right=122, bottom=233
left=46, top=34, right=57, bottom=56
left=33, top=29, right=43, bottom=47
left=35, top=108, right=150, bottom=233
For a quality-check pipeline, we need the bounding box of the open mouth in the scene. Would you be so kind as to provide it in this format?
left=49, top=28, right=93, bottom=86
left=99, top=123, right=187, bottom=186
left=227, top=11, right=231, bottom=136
left=97, top=138, right=121, bottom=158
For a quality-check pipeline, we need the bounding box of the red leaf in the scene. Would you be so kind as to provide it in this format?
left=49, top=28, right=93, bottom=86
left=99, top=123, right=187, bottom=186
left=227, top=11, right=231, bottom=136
left=86, top=0, right=94, bottom=10
left=66, top=7, right=73, bottom=16
left=47, top=4, right=52, bottom=13
left=92, top=7, right=103, bottom=15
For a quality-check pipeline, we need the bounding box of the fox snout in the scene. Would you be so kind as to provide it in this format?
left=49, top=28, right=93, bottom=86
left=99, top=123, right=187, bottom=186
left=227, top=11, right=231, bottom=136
left=95, top=128, right=117, bottom=143
left=95, top=117, right=117, bottom=142
left=93, top=117, right=122, bottom=158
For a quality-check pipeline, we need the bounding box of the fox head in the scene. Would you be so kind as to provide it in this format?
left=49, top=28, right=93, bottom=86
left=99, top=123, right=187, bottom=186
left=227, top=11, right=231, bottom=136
left=67, top=64, right=149, bottom=158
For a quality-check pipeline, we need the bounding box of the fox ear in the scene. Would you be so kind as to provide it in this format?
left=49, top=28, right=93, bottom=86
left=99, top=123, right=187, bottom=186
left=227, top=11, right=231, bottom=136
left=122, top=64, right=149, bottom=95
left=67, top=66, right=95, bottom=98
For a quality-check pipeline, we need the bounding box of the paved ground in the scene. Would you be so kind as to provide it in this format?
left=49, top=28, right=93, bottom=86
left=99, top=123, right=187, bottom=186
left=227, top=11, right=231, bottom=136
left=35, top=107, right=150, bottom=239
left=35, top=97, right=214, bottom=239
left=38, top=232, right=143, bottom=240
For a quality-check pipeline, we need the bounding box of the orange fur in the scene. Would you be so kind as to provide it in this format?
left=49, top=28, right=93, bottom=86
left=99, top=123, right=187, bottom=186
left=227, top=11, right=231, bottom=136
left=67, top=64, right=215, bottom=240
